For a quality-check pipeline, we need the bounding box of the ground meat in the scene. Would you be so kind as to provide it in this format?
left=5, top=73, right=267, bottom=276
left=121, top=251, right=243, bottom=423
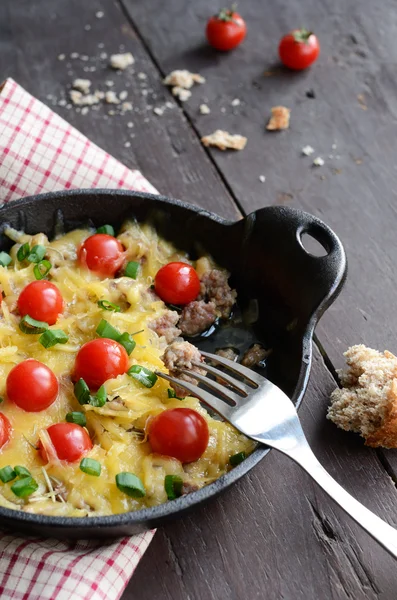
left=162, top=340, right=205, bottom=397
left=178, top=300, right=217, bottom=336
left=149, top=310, right=181, bottom=344
left=241, top=344, right=271, bottom=368
left=181, top=482, right=199, bottom=495
left=216, top=347, right=239, bottom=361
left=199, top=269, right=237, bottom=318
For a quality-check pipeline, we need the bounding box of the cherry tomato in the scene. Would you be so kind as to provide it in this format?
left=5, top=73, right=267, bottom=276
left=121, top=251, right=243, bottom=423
left=18, top=280, right=63, bottom=325
left=6, top=359, right=58, bottom=412
left=38, top=423, right=92, bottom=463
left=73, top=338, right=129, bottom=390
left=148, top=408, right=209, bottom=463
left=154, top=262, right=200, bottom=305
left=0, top=413, right=12, bottom=450
left=78, top=234, right=124, bottom=277
left=278, top=29, right=320, bottom=70
left=206, top=8, right=246, bottom=51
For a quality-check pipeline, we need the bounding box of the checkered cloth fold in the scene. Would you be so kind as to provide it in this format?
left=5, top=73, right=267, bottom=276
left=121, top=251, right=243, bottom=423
left=0, top=78, right=156, bottom=599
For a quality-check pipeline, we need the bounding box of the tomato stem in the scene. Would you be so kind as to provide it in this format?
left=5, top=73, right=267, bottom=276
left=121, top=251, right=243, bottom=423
left=216, top=4, right=238, bottom=22
left=292, top=28, right=313, bottom=44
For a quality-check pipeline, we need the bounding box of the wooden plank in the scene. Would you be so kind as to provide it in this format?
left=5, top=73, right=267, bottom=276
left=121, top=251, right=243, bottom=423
left=0, top=0, right=239, bottom=220
left=127, top=347, right=397, bottom=600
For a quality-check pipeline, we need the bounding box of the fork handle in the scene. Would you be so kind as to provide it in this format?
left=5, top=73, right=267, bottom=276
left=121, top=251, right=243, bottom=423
left=269, top=439, right=397, bottom=558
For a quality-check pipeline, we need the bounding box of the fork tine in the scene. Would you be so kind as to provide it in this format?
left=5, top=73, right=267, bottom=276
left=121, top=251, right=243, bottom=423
left=155, top=372, right=234, bottom=420
left=200, top=350, right=263, bottom=386
left=178, top=368, right=241, bottom=405
left=191, top=361, right=251, bottom=395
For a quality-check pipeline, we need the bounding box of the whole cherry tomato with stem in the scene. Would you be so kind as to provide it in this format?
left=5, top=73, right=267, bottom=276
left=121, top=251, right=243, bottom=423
left=73, top=338, right=129, bottom=390
left=278, top=29, right=320, bottom=70
left=148, top=408, right=209, bottom=463
left=18, top=280, right=63, bottom=325
left=154, top=262, right=200, bottom=305
left=78, top=234, right=125, bottom=278
left=0, top=413, right=12, bottom=450
left=6, top=359, right=59, bottom=412
left=38, top=423, right=92, bottom=463
left=206, top=6, right=247, bottom=51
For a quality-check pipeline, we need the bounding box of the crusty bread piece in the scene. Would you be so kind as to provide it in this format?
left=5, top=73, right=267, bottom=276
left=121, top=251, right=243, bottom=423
left=266, top=106, right=290, bottom=131
left=327, top=344, right=397, bottom=448
left=201, top=130, right=247, bottom=151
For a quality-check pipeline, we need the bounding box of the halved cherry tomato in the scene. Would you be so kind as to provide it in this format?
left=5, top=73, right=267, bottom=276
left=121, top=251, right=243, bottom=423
left=18, top=280, right=63, bottom=325
left=154, top=262, right=200, bottom=305
left=38, top=423, right=92, bottom=463
left=78, top=234, right=124, bottom=277
left=0, top=413, right=12, bottom=450
left=73, top=338, right=129, bottom=390
left=278, top=29, right=320, bottom=70
left=6, top=359, right=58, bottom=412
left=148, top=408, right=209, bottom=463
left=206, top=8, right=246, bottom=51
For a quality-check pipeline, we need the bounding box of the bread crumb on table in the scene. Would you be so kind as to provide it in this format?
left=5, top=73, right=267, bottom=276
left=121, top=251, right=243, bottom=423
left=302, top=145, right=315, bottom=156
left=109, top=53, right=134, bottom=70
left=172, top=87, right=191, bottom=102
left=201, top=130, right=247, bottom=151
left=313, top=157, right=324, bottom=167
left=163, top=69, right=205, bottom=89
left=72, top=78, right=91, bottom=95
left=266, top=106, right=290, bottom=131
left=200, top=103, right=210, bottom=115
left=327, top=345, right=397, bottom=448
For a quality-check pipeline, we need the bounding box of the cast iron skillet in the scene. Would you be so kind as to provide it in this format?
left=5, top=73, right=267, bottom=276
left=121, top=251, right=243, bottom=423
left=0, top=189, right=346, bottom=539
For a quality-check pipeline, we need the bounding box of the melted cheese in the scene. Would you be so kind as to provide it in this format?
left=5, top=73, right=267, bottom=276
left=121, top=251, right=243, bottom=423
left=0, top=222, right=254, bottom=516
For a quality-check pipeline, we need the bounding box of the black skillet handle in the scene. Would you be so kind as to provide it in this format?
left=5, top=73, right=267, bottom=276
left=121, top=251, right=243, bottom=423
left=242, top=206, right=347, bottom=320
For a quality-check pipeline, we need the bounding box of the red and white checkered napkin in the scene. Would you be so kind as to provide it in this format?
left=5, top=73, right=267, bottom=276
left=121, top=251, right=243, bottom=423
left=0, top=77, right=156, bottom=599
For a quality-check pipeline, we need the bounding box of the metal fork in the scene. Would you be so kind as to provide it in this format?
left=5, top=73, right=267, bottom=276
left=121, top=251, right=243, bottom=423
left=157, top=350, right=397, bottom=559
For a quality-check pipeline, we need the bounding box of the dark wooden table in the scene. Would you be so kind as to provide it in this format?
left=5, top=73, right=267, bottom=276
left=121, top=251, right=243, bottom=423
left=2, top=0, right=397, bottom=597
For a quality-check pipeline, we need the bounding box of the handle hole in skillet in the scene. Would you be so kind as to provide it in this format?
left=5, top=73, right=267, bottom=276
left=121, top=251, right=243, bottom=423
left=299, top=230, right=329, bottom=257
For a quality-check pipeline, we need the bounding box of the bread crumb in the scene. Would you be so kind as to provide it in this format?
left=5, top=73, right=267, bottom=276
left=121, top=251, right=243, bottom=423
left=105, top=80, right=114, bottom=87
left=138, top=72, right=147, bottom=80
left=302, top=145, right=314, bottom=156
left=172, top=87, right=191, bottom=102
left=96, top=11, right=104, bottom=18
left=119, top=91, right=128, bottom=101
left=72, top=79, right=91, bottom=95
left=163, top=70, right=205, bottom=89
left=259, top=175, right=266, bottom=183
left=328, top=345, right=397, bottom=448
left=266, top=106, right=290, bottom=131
left=58, top=54, right=66, bottom=61
left=84, top=24, right=91, bottom=31
left=200, top=104, right=210, bottom=115
left=105, top=91, right=119, bottom=104
left=58, top=99, right=67, bottom=107
left=81, top=106, right=89, bottom=115
left=121, top=101, right=133, bottom=112
left=153, top=106, right=165, bottom=116
left=69, top=90, right=100, bottom=106
left=124, top=141, right=131, bottom=148
left=201, top=130, right=247, bottom=151
left=313, top=157, right=324, bottom=167
left=109, top=53, right=134, bottom=70
left=231, top=98, right=240, bottom=106
left=127, top=122, right=134, bottom=128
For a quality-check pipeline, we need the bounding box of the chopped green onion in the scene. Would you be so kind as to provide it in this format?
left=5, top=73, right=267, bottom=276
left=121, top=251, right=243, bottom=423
left=11, top=476, right=38, bottom=498
left=19, top=315, right=49, bottom=334
left=125, top=261, right=140, bottom=279
left=14, top=465, right=31, bottom=477
left=118, top=332, right=136, bottom=356
left=229, top=451, right=246, bottom=466
left=97, top=300, right=121, bottom=312
left=96, top=319, right=121, bottom=341
left=74, top=378, right=91, bottom=405
left=66, top=411, right=86, bottom=427
left=17, top=243, right=30, bottom=262
left=34, top=259, right=52, bottom=280
left=115, top=472, right=145, bottom=498
left=0, top=252, right=12, bottom=267
left=27, top=245, right=46, bottom=264
left=0, top=466, right=16, bottom=483
left=89, top=385, right=107, bottom=407
left=39, top=329, right=69, bottom=348
left=128, top=365, right=158, bottom=388
left=167, top=388, right=176, bottom=398
left=164, top=475, right=183, bottom=500
left=80, top=458, right=101, bottom=477
left=96, top=225, right=115, bottom=236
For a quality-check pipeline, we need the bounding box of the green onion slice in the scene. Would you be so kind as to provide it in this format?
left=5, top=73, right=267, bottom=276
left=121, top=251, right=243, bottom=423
left=66, top=411, right=86, bottom=427
left=96, top=225, right=115, bottom=236
left=0, top=466, right=16, bottom=483
left=17, top=243, right=30, bottom=262
left=125, top=261, right=140, bottom=279
left=0, top=252, right=12, bottom=267
left=167, top=388, right=182, bottom=400
left=14, top=465, right=31, bottom=477
left=27, top=245, right=46, bottom=264
left=127, top=365, right=158, bottom=388
left=229, top=451, right=246, bottom=466
left=39, top=329, right=69, bottom=348
left=118, top=332, right=136, bottom=356
left=115, top=472, right=146, bottom=498
left=96, top=319, right=121, bottom=341
left=97, top=300, right=121, bottom=312
left=11, top=476, right=38, bottom=498
left=80, top=458, right=101, bottom=477
left=34, top=259, right=52, bottom=280
left=89, top=385, right=107, bottom=407
left=74, top=378, right=91, bottom=405
left=164, top=474, right=183, bottom=500
left=19, top=315, right=49, bottom=334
